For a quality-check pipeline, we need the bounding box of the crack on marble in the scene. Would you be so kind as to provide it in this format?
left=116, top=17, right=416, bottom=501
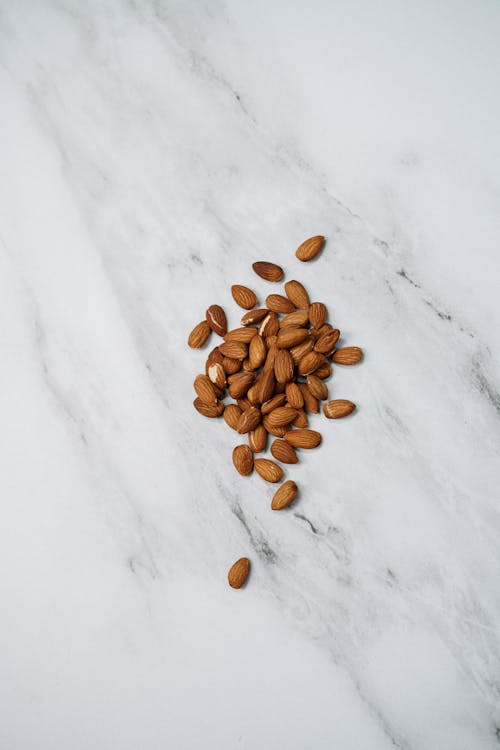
left=231, top=502, right=278, bottom=564
left=471, top=359, right=500, bottom=416
left=293, top=512, right=318, bottom=535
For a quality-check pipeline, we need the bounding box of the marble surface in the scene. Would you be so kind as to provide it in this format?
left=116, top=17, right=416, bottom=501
left=1, top=1, right=500, bottom=748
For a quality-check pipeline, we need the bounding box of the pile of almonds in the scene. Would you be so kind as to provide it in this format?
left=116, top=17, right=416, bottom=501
left=188, top=236, right=363, bottom=589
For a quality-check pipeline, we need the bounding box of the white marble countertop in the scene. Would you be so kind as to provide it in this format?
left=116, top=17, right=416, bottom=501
left=2, top=2, right=500, bottom=748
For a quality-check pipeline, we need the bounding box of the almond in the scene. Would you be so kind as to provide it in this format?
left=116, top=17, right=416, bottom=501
left=228, top=557, right=250, bottom=589
left=237, top=406, right=261, bottom=434
left=259, top=311, right=279, bottom=337
left=261, top=393, right=286, bottom=414
left=249, top=335, right=266, bottom=369
left=188, top=320, right=211, bottom=348
left=295, top=235, right=325, bottom=262
left=254, top=458, right=284, bottom=483
left=246, top=382, right=261, bottom=405
left=206, top=346, right=224, bottom=366
left=193, top=398, right=224, bottom=418
left=219, top=341, right=248, bottom=359
left=279, top=310, right=309, bottom=328
left=298, top=350, right=324, bottom=376
left=224, top=327, right=258, bottom=344
left=268, top=406, right=298, bottom=427
left=232, top=444, right=254, bottom=476
left=228, top=372, right=255, bottom=399
left=205, top=305, right=227, bottom=337
left=285, top=382, right=304, bottom=409
left=284, top=280, right=310, bottom=309
left=262, top=415, right=290, bottom=437
left=314, top=329, right=340, bottom=354
left=293, top=409, right=309, bottom=428
left=259, top=369, right=276, bottom=403
left=314, top=362, right=332, bottom=379
left=194, top=374, right=217, bottom=404
left=284, top=429, right=322, bottom=448
left=323, top=399, right=356, bottom=419
left=274, top=349, right=294, bottom=383
left=222, top=356, right=242, bottom=375
left=265, top=294, right=295, bottom=314
left=231, top=285, right=258, bottom=310
left=237, top=397, right=252, bottom=411
left=248, top=424, right=267, bottom=453
left=290, top=338, right=314, bottom=364
left=224, top=403, right=242, bottom=430
left=271, top=480, right=298, bottom=510
left=263, top=342, right=278, bottom=372
left=316, top=323, right=334, bottom=337
left=207, top=362, right=226, bottom=389
left=252, top=261, right=284, bottom=282
left=270, top=439, right=298, bottom=464
left=241, top=308, right=269, bottom=326
left=332, top=347, right=363, bottom=365
left=306, top=374, right=328, bottom=400
left=309, top=302, right=327, bottom=329
left=276, top=327, right=310, bottom=349
left=299, top=382, right=319, bottom=414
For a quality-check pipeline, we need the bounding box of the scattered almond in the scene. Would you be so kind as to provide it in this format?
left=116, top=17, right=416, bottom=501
left=271, top=480, right=298, bottom=510
left=309, top=302, right=327, bottom=329
left=295, top=235, right=325, bottom=262
left=228, top=557, right=250, bottom=588
left=252, top=261, right=284, bottom=282
left=231, top=285, right=258, bottom=310
left=332, top=347, right=363, bottom=365
left=254, top=458, right=284, bottom=483
left=224, top=403, right=242, bottom=430
left=248, top=424, right=267, bottom=453
left=205, top=305, right=227, bottom=337
left=306, top=374, right=328, bottom=401
left=284, top=429, right=322, bottom=449
left=266, top=294, right=295, bottom=314
left=241, top=308, right=268, bottom=326
left=188, top=320, right=211, bottom=348
left=270, top=439, right=298, bottom=464
left=284, top=279, right=310, bottom=308
left=277, top=327, right=310, bottom=349
left=323, top=399, right=356, bottom=418
left=274, top=349, right=294, bottom=383
left=233, top=444, right=254, bottom=476
left=194, top=374, right=217, bottom=405
left=193, top=398, right=224, bottom=418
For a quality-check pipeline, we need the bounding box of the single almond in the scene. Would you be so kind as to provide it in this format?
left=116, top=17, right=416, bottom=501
left=284, top=429, right=322, bottom=448
left=224, top=327, right=258, bottom=344
left=274, top=349, right=294, bottom=383
left=222, top=356, right=242, bottom=375
left=188, top=320, right=211, bottom=348
left=231, top=285, right=258, bottom=310
left=314, top=361, right=332, bottom=379
left=268, top=406, right=298, bottom=427
left=259, top=369, right=276, bottom=403
left=265, top=294, right=295, bottom=314
left=219, top=341, right=248, bottom=359
left=252, top=261, right=284, bottom=282
left=224, top=403, right=242, bottom=430
left=298, top=383, right=319, bottom=414
left=228, top=372, right=255, bottom=399
left=237, top=397, right=252, bottom=411
left=314, top=329, right=340, bottom=354
left=205, top=305, right=227, bottom=337
left=290, top=338, right=314, bottom=364
left=279, top=310, right=309, bottom=328
left=206, top=346, right=224, bottom=366
left=295, top=235, right=325, bottom=262
left=194, top=374, right=217, bottom=404
left=232, top=444, right=254, bottom=476
left=262, top=415, right=291, bottom=437
left=241, top=308, right=268, bottom=326
left=263, top=342, right=278, bottom=372
left=316, top=323, right=334, bottom=337
left=285, top=382, right=304, bottom=409
left=332, top=347, right=363, bottom=365
left=193, top=398, right=224, bottom=418
left=270, top=439, right=298, bottom=464
left=228, top=557, right=250, bottom=589
left=323, top=399, right=356, bottom=419
left=254, top=458, right=284, bottom=483
left=237, top=406, right=262, bottom=434
left=284, top=280, right=310, bottom=309
left=207, top=362, right=226, bottom=389
left=298, top=350, right=324, bottom=376
left=248, top=424, right=267, bottom=453
left=293, top=409, right=309, bottom=428
left=261, top=393, right=287, bottom=414
left=309, top=302, right=327, bottom=329
left=271, top=480, right=298, bottom=510
left=276, top=327, right=310, bottom=349
left=306, top=374, right=328, bottom=400
left=259, top=311, right=279, bottom=337
left=249, top=334, right=267, bottom=369
left=246, top=382, right=261, bottom=405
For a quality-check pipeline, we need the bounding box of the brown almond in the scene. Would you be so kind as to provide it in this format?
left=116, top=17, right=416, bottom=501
left=309, top=302, right=327, bottom=329
left=284, top=429, right=322, bottom=448
left=237, top=406, right=262, bottom=434
left=193, top=398, right=224, bottom=418
left=231, top=285, right=258, bottom=310
left=316, top=323, right=335, bottom=337
left=323, top=399, right=356, bottom=419
left=252, top=261, right=284, bottom=282
left=254, top=458, right=284, bottom=483
left=248, top=424, right=267, bottom=453
left=205, top=305, right=227, bottom=337
left=268, top=406, right=298, bottom=427
left=274, top=381, right=286, bottom=394
left=263, top=342, right=278, bottom=372
left=295, top=235, right=325, bottom=262
left=290, top=338, right=314, bottom=364
left=241, top=308, right=269, bottom=326
left=206, top=346, right=224, bottom=367
left=224, top=403, right=242, bottom=430
left=285, top=382, right=304, bottom=409
left=277, top=327, right=310, bottom=349
left=219, top=341, right=248, bottom=360
left=246, top=383, right=261, bottom=405
left=261, top=393, right=287, bottom=414
left=194, top=374, right=217, bottom=405
left=284, top=280, right=310, bottom=309
left=224, top=327, right=258, bottom=344
left=332, top=347, right=363, bottom=365
left=270, top=439, right=298, bottom=464
left=249, top=334, right=267, bottom=369
left=232, top=444, right=254, bottom=476
left=188, top=320, right=211, bottom=348
left=314, top=362, right=332, bottom=379
left=279, top=310, right=309, bottom=328
left=222, top=356, right=242, bottom=375
left=259, top=311, right=279, bottom=337
left=299, top=383, right=319, bottom=414
left=314, top=329, right=340, bottom=354
left=207, top=362, right=226, bottom=389
left=228, top=372, right=255, bottom=399
left=274, top=349, right=294, bottom=383
left=271, top=480, right=298, bottom=510
left=298, top=350, right=324, bottom=376
left=293, top=409, right=309, bottom=428
left=237, top=397, right=252, bottom=411
left=306, top=374, right=328, bottom=400
left=259, top=369, right=276, bottom=403
left=228, top=557, right=250, bottom=589
left=265, top=294, right=295, bottom=314
left=262, top=415, right=291, bottom=437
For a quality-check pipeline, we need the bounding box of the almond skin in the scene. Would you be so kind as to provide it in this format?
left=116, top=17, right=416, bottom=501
left=188, top=320, right=211, bottom=348
left=228, top=557, right=250, bottom=589
left=194, top=374, right=217, bottom=405
left=228, top=372, right=255, bottom=399
left=222, top=356, right=242, bottom=375
left=259, top=369, right=276, bottom=403
left=254, top=458, right=284, bottom=483
left=261, top=393, right=287, bottom=414
left=284, top=280, right=310, bottom=309
left=259, top=311, right=279, bottom=337
left=248, top=424, right=267, bottom=453
left=284, top=429, right=322, bottom=448
left=246, top=382, right=261, bottom=405
left=219, top=341, right=248, bottom=360
left=231, top=285, right=258, bottom=310
left=224, top=403, right=242, bottom=430
left=290, top=338, right=314, bottom=364
left=262, top=416, right=290, bottom=438
left=313, top=362, right=333, bottom=379
left=309, top=302, right=327, bottom=329
left=295, top=235, right=325, bottom=262
left=241, top=308, right=269, bottom=326
left=332, top=347, right=363, bottom=365
left=193, top=398, right=224, bottom=418
left=249, top=335, right=267, bottom=369
left=224, top=327, right=258, bottom=344
left=252, top=261, right=284, bottom=282
left=206, top=346, right=224, bottom=367
left=279, top=310, right=309, bottom=328
left=232, top=444, right=254, bottom=476
left=205, top=305, right=227, bottom=337
left=265, top=294, right=295, bottom=314
left=263, top=342, right=278, bottom=372
left=237, top=406, right=262, bottom=434
left=323, top=399, right=356, bottom=418
left=285, top=382, right=304, bottom=409
left=274, top=349, right=294, bottom=383
left=293, top=409, right=309, bottom=428
left=314, top=329, right=340, bottom=354
left=299, top=383, right=319, bottom=414
left=237, top=397, right=252, bottom=411
left=306, top=374, right=328, bottom=400
left=207, top=362, right=226, bottom=389
left=271, top=480, right=298, bottom=510
left=267, top=406, right=298, bottom=427
left=270, top=439, right=298, bottom=464
left=277, top=327, right=310, bottom=349
left=298, top=351, right=324, bottom=376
